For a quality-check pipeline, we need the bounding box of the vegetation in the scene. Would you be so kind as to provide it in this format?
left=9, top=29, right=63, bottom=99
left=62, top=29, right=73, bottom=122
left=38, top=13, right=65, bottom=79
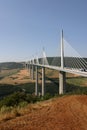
left=0, top=69, right=20, bottom=80
left=0, top=62, right=87, bottom=122
left=0, top=62, right=24, bottom=70
left=66, top=76, right=87, bottom=87
left=0, top=82, right=87, bottom=110
left=0, top=93, right=52, bottom=122
left=0, top=84, right=21, bottom=98
left=0, top=73, right=87, bottom=99
left=46, top=57, right=87, bottom=69
left=0, top=92, right=39, bottom=108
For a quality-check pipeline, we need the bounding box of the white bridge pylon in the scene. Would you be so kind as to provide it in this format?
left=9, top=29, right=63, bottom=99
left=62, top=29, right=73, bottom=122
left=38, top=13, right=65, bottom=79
left=42, top=48, right=49, bottom=66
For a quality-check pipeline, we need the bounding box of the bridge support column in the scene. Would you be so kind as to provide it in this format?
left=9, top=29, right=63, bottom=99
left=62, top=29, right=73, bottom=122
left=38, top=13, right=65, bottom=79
left=35, top=66, right=38, bottom=96
left=32, top=65, right=34, bottom=80
left=29, top=65, right=31, bottom=78
left=25, top=63, right=27, bottom=69
left=28, top=63, right=30, bottom=72
left=59, top=71, right=66, bottom=94
left=42, top=67, right=45, bottom=96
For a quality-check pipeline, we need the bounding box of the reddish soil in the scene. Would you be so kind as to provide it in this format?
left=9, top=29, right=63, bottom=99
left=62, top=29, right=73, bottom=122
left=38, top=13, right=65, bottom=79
left=0, top=95, right=87, bottom=130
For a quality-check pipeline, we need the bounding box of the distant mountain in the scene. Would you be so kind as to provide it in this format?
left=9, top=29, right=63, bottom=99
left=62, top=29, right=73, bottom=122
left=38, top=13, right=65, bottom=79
left=0, top=62, right=24, bottom=70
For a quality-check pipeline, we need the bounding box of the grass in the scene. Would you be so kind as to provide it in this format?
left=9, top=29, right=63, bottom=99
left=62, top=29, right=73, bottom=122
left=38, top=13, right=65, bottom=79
left=0, top=102, right=40, bottom=122
left=0, top=69, right=20, bottom=79
left=0, top=69, right=31, bottom=85
left=0, top=91, right=53, bottom=122
left=0, top=106, right=22, bottom=121
left=66, top=76, right=87, bottom=87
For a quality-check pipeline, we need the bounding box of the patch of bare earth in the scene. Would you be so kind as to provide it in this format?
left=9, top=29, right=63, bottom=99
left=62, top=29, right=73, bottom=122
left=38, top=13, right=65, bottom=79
left=0, top=95, right=87, bottom=130
left=0, top=69, right=34, bottom=85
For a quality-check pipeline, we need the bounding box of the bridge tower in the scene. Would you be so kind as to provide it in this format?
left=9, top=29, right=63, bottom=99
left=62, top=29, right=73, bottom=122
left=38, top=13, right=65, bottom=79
left=59, top=30, right=66, bottom=94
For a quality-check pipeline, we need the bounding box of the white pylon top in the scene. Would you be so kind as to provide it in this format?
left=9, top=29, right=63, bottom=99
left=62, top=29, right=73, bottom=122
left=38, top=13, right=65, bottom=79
left=61, top=30, right=64, bottom=69
left=42, top=47, right=49, bottom=65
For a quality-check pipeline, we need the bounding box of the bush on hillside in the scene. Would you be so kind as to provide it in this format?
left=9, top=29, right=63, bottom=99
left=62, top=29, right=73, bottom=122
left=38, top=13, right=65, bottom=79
left=40, top=93, right=52, bottom=101
left=0, top=62, right=24, bottom=70
left=0, top=92, right=40, bottom=108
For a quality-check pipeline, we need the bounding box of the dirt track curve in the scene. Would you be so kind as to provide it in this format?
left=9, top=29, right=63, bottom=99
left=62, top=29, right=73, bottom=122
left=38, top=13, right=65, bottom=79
left=0, top=95, right=87, bottom=130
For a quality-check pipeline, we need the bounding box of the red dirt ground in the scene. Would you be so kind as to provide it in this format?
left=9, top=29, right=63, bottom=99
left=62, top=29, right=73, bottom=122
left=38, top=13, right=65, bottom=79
left=0, top=95, right=87, bottom=130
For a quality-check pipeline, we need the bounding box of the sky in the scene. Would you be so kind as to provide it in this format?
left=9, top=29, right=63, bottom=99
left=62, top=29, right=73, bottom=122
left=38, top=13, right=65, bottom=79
left=0, top=0, right=87, bottom=62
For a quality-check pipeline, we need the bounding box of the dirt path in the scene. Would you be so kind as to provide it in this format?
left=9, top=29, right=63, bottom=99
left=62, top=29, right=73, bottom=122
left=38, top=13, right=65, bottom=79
left=0, top=95, right=87, bottom=130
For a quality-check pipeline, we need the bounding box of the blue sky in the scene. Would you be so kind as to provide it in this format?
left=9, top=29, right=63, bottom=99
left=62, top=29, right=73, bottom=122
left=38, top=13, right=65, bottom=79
left=0, top=0, right=87, bottom=62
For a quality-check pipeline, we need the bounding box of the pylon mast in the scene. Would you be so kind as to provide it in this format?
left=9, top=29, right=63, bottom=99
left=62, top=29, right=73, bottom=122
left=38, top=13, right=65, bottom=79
left=61, top=30, right=64, bottom=69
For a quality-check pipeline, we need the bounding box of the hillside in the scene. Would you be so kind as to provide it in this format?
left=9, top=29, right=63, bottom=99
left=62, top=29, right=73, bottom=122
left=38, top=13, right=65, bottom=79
left=0, top=62, right=24, bottom=70
left=0, top=68, right=87, bottom=98
left=0, top=95, right=87, bottom=130
left=0, top=69, right=35, bottom=98
left=0, top=65, right=87, bottom=130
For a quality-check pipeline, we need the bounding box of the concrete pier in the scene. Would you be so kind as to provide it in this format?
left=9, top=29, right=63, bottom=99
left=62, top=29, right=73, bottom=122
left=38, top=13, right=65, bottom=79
left=59, top=30, right=66, bottom=95
left=35, top=66, right=38, bottom=96
left=32, top=65, right=34, bottom=80
left=59, top=71, right=66, bottom=94
left=42, top=67, right=45, bottom=96
left=29, top=65, right=32, bottom=78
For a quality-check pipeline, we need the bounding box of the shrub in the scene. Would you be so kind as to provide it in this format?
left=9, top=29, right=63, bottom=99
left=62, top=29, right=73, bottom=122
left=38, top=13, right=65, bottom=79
left=41, top=93, right=52, bottom=100
left=0, top=92, right=40, bottom=108
left=25, top=94, right=39, bottom=103
left=0, top=92, right=27, bottom=107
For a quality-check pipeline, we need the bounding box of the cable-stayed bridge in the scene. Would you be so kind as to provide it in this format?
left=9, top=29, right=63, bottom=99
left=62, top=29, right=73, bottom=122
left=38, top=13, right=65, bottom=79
left=26, top=30, right=87, bottom=96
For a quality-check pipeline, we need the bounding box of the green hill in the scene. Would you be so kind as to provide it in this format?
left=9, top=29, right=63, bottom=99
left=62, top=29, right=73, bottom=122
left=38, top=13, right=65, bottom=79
left=0, top=62, right=24, bottom=70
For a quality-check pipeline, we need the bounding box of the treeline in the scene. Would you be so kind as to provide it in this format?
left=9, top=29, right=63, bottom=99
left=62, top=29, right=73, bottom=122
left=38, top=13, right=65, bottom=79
left=0, top=62, right=24, bottom=70
left=33, top=57, right=87, bottom=69
left=46, top=57, right=87, bottom=69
